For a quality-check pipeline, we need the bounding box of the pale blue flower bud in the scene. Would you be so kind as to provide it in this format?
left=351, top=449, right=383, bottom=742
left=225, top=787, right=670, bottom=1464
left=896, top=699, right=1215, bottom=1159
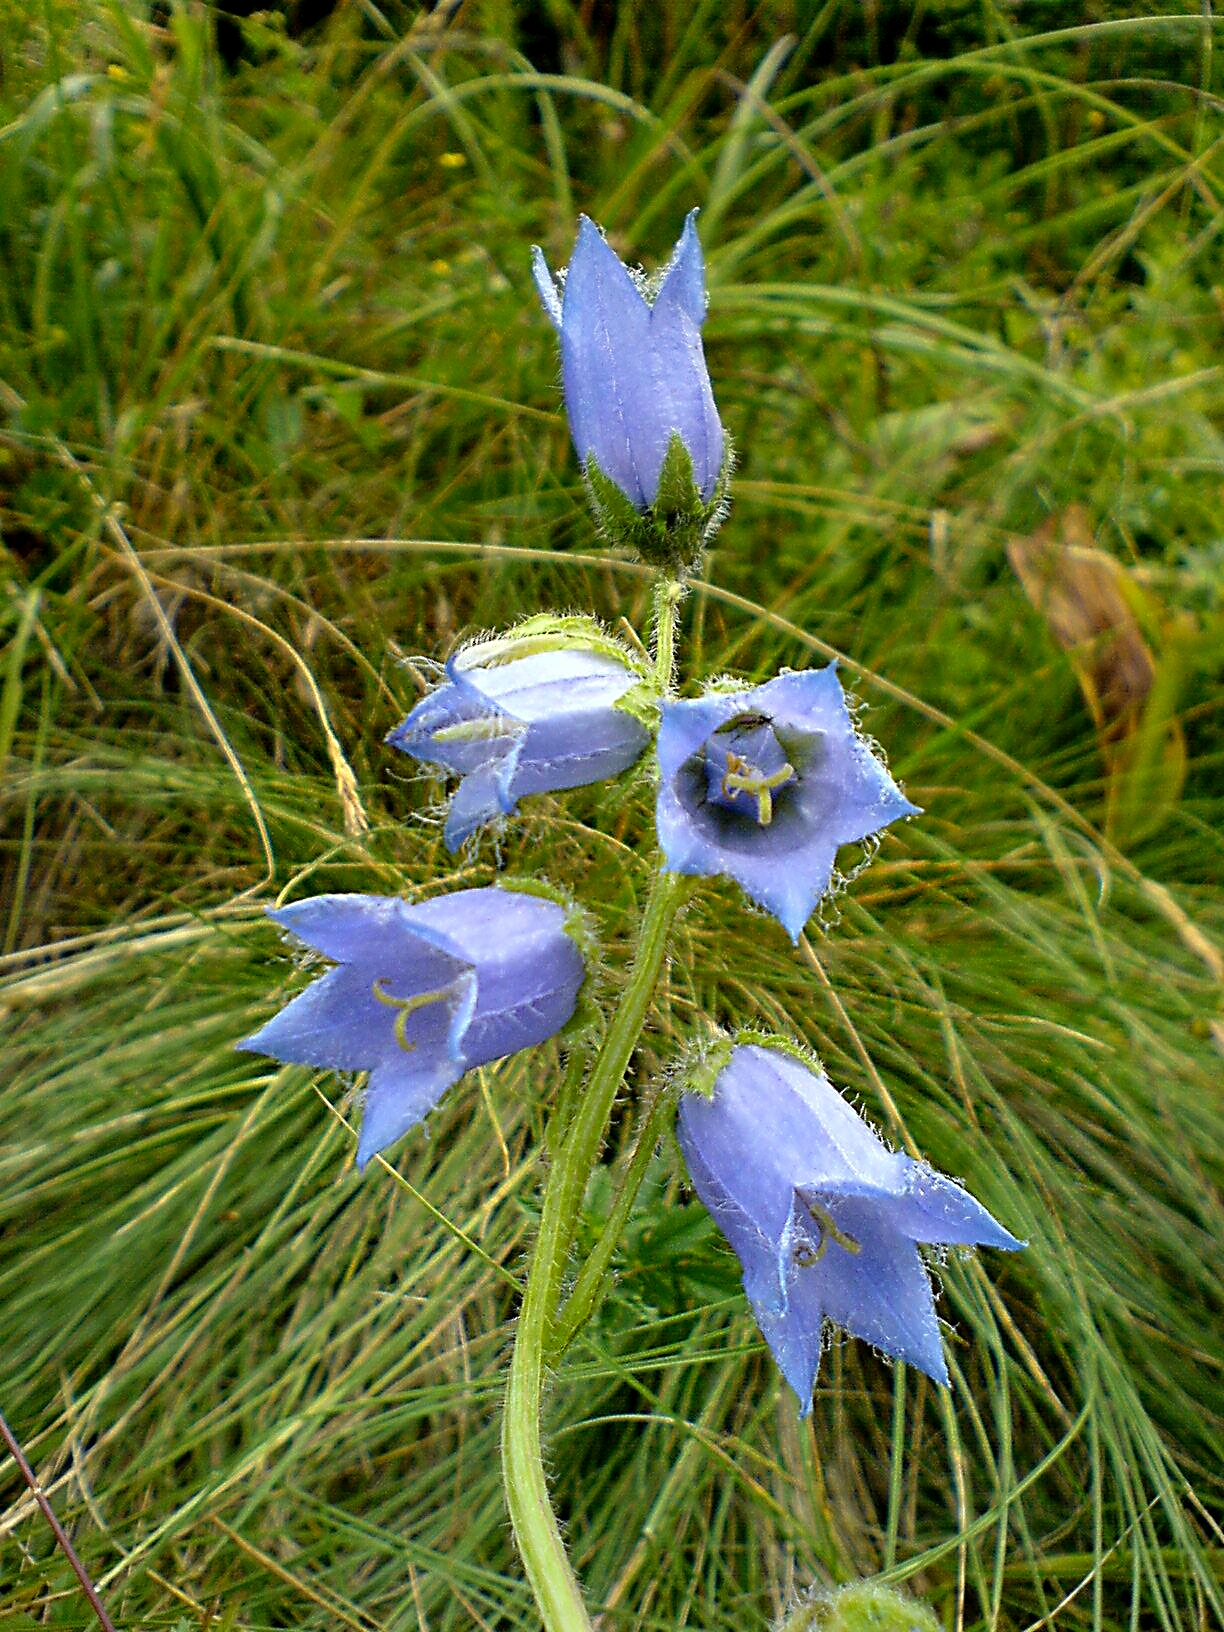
left=533, top=214, right=729, bottom=568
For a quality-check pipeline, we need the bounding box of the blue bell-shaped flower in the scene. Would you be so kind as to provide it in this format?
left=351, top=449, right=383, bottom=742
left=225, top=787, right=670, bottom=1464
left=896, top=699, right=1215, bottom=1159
left=238, top=886, right=587, bottom=1168
left=656, top=665, right=918, bottom=941
left=387, top=618, right=653, bottom=851
left=677, top=1041, right=1024, bottom=1411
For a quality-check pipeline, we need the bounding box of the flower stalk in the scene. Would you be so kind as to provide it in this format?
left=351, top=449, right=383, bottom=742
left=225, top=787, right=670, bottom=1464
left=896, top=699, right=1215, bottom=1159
left=548, top=1082, right=672, bottom=1360
left=652, top=575, right=684, bottom=695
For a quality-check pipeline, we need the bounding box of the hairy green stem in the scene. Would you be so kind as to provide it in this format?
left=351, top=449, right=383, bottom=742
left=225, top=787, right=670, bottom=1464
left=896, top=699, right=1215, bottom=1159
left=502, top=867, right=685, bottom=1632
left=543, top=1042, right=594, bottom=1161
left=548, top=1085, right=672, bottom=1361
left=652, top=575, right=684, bottom=694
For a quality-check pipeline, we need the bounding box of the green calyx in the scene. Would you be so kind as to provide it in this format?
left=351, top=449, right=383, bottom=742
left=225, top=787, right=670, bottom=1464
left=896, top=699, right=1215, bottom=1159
left=453, top=613, right=649, bottom=675
left=612, top=677, right=662, bottom=732
left=585, top=432, right=734, bottom=573
left=778, top=1583, right=942, bottom=1632
left=732, top=1028, right=824, bottom=1075
left=672, top=1027, right=824, bottom=1104
left=671, top=1034, right=736, bottom=1102
left=450, top=612, right=662, bottom=729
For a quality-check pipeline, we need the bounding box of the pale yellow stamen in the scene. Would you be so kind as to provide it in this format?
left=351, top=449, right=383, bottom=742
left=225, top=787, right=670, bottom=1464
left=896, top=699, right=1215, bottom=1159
left=721, top=750, right=796, bottom=826
left=371, top=979, right=453, bottom=1053
left=431, top=717, right=515, bottom=745
left=793, top=1201, right=862, bottom=1267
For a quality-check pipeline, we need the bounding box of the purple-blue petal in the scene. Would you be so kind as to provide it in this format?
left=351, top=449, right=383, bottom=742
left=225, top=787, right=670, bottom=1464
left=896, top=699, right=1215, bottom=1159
left=678, top=1044, right=900, bottom=1243
left=653, top=209, right=708, bottom=329
left=404, top=884, right=552, bottom=957
left=457, top=647, right=637, bottom=720
left=357, top=1044, right=467, bottom=1169
left=387, top=682, right=518, bottom=777
left=510, top=707, right=648, bottom=800
left=531, top=245, right=563, bottom=330
left=649, top=210, right=723, bottom=498
left=751, top=1294, right=826, bottom=1411
left=390, top=647, right=648, bottom=850
left=365, top=961, right=478, bottom=1158
left=463, top=942, right=585, bottom=1067
left=561, top=218, right=657, bottom=508
left=750, top=666, right=847, bottom=733
left=790, top=1194, right=950, bottom=1385
left=681, top=1130, right=786, bottom=1302
left=876, top=1166, right=1026, bottom=1252
left=257, top=894, right=450, bottom=969
left=542, top=214, right=724, bottom=509
left=682, top=822, right=837, bottom=944
left=421, top=888, right=586, bottom=1069
left=237, top=964, right=406, bottom=1074
left=657, top=691, right=740, bottom=777
left=442, top=759, right=520, bottom=850
left=681, top=1130, right=814, bottom=1396
left=239, top=888, right=586, bottom=1168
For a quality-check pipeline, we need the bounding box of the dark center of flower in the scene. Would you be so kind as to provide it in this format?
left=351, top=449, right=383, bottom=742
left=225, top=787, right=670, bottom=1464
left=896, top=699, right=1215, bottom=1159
left=371, top=978, right=460, bottom=1053
left=705, top=715, right=797, bottom=826
left=792, top=1199, right=862, bottom=1267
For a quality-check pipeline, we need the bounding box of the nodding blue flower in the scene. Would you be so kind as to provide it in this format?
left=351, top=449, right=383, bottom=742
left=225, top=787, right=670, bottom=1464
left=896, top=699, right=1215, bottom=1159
left=677, top=1042, right=1023, bottom=1410
left=532, top=212, right=725, bottom=512
left=387, top=624, right=652, bottom=851
left=656, top=665, right=919, bottom=942
left=238, top=887, right=586, bottom=1169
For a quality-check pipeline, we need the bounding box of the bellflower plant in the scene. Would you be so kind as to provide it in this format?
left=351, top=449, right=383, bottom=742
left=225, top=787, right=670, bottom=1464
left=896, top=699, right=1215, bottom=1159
left=656, top=665, right=919, bottom=940
left=233, top=212, right=1028, bottom=1632
left=387, top=618, right=653, bottom=850
left=533, top=212, right=728, bottom=569
left=238, top=887, right=586, bottom=1168
left=677, top=1041, right=1023, bottom=1409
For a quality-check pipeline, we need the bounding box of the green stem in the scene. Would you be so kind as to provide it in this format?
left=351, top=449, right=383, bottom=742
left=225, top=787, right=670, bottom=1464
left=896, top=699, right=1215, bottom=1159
left=652, top=576, right=684, bottom=694
left=542, top=1043, right=592, bottom=1161
left=548, top=1085, right=672, bottom=1361
left=501, top=868, right=685, bottom=1632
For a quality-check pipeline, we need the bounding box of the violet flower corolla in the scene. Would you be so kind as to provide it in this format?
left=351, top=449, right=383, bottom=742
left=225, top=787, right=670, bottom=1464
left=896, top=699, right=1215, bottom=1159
left=387, top=624, right=652, bottom=851
left=656, top=665, right=918, bottom=942
left=677, top=1042, right=1023, bottom=1410
left=238, top=887, right=586, bottom=1168
left=533, top=213, right=726, bottom=566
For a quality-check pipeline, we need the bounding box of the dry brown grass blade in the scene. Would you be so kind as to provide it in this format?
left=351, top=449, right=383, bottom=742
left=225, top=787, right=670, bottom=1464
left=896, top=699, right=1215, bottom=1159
left=1007, top=506, right=1189, bottom=848
left=1007, top=505, right=1155, bottom=739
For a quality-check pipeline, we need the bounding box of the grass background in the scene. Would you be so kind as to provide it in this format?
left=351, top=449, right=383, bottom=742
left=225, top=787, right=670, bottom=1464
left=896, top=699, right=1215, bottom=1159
left=2, top=1, right=1222, bottom=1628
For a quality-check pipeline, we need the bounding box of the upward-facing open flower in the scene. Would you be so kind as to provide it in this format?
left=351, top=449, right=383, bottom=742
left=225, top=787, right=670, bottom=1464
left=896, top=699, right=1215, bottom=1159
left=656, top=665, right=918, bottom=942
left=678, top=1042, right=1023, bottom=1410
left=238, top=887, right=586, bottom=1169
left=533, top=213, right=727, bottom=567
left=387, top=620, right=652, bottom=851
